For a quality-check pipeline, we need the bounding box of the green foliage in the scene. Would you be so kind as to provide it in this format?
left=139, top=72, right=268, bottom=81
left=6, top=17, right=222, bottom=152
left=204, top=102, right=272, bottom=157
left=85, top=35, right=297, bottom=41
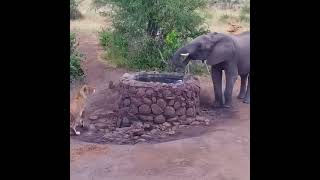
left=96, top=0, right=210, bottom=72
left=70, top=0, right=82, bottom=20
left=70, top=33, right=85, bottom=83
left=240, top=0, right=250, bottom=22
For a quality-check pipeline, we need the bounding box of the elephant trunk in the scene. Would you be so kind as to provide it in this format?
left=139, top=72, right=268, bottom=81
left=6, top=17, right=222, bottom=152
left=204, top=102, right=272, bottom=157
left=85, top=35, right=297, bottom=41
left=169, top=49, right=187, bottom=73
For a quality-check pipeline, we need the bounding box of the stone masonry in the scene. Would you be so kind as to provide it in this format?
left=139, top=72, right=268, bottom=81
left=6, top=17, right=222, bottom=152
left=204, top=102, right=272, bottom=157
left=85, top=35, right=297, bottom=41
left=117, top=72, right=201, bottom=127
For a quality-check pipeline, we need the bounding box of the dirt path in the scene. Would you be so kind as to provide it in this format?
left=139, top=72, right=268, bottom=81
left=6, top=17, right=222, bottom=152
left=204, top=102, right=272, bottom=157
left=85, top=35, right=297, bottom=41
left=70, top=32, right=250, bottom=180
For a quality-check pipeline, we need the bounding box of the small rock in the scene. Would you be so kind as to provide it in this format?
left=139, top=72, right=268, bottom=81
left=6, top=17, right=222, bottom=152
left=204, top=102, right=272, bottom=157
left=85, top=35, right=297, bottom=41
left=156, top=99, right=166, bottom=109
left=152, top=97, right=157, bottom=103
left=171, top=126, right=177, bottom=131
left=179, top=125, right=187, bottom=128
left=164, top=107, right=176, bottom=117
left=154, top=115, right=166, bottom=124
left=150, top=129, right=158, bottom=134
left=139, top=115, right=153, bottom=121
left=163, top=89, right=172, bottom=97
left=109, top=81, right=115, bottom=89
left=123, top=98, right=131, bottom=106
left=97, top=118, right=108, bottom=123
left=195, top=116, right=206, bottom=122
left=137, top=88, right=146, bottom=96
left=160, top=134, right=167, bottom=138
left=103, top=132, right=113, bottom=138
left=168, top=130, right=175, bottom=135
left=166, top=96, right=175, bottom=100
left=139, top=104, right=151, bottom=114
left=159, top=125, right=166, bottom=131
left=186, top=100, right=195, bottom=106
left=131, top=98, right=143, bottom=106
left=129, top=104, right=138, bottom=114
left=95, top=122, right=109, bottom=129
left=136, top=138, right=146, bottom=143
left=163, top=122, right=171, bottom=128
left=115, top=127, right=130, bottom=133
left=151, top=104, right=163, bottom=115
left=119, top=107, right=130, bottom=115
left=143, top=98, right=152, bottom=104
left=129, top=86, right=137, bottom=93
left=179, top=115, right=187, bottom=121
left=133, top=136, right=139, bottom=140
left=204, top=119, right=210, bottom=126
left=141, top=134, right=152, bottom=139
left=146, top=89, right=154, bottom=96
left=128, top=113, right=138, bottom=121
left=167, top=117, right=178, bottom=122
left=116, top=118, right=122, bottom=127
left=124, top=134, right=130, bottom=139
left=187, top=91, right=192, bottom=98
left=173, top=122, right=180, bottom=126
left=174, top=102, right=181, bottom=109
left=186, top=117, right=195, bottom=124
left=143, top=123, right=152, bottom=131
left=132, top=129, right=144, bottom=136
left=89, top=124, right=96, bottom=131
left=132, top=121, right=143, bottom=128
left=176, top=107, right=186, bottom=116
left=89, top=115, right=99, bottom=120
left=186, top=108, right=195, bottom=117
left=181, top=102, right=186, bottom=107
left=92, top=109, right=104, bottom=115
left=191, top=121, right=200, bottom=126
left=175, top=89, right=182, bottom=95
left=168, top=100, right=175, bottom=106
left=121, top=117, right=131, bottom=127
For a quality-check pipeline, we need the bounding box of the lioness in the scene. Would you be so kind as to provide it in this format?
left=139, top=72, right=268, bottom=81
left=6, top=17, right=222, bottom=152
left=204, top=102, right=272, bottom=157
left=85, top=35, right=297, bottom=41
left=70, top=85, right=95, bottom=135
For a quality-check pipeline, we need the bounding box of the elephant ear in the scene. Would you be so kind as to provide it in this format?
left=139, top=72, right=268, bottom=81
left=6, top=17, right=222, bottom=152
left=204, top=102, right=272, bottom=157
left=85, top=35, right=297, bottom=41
left=206, top=38, right=236, bottom=66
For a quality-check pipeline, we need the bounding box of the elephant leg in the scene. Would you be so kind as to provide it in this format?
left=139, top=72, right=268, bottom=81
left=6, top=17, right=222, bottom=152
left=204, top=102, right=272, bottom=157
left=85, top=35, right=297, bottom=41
left=243, top=74, right=250, bottom=104
left=224, top=64, right=238, bottom=108
left=238, top=73, right=248, bottom=99
left=211, top=66, right=224, bottom=108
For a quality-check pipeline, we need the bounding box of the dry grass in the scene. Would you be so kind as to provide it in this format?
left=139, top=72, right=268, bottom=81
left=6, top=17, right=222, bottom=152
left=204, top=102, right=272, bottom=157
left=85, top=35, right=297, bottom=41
left=200, top=6, right=250, bottom=34
left=70, top=0, right=111, bottom=34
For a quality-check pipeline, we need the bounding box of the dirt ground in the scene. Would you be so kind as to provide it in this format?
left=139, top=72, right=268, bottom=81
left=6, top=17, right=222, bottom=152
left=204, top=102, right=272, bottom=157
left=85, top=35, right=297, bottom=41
left=70, top=33, right=250, bottom=180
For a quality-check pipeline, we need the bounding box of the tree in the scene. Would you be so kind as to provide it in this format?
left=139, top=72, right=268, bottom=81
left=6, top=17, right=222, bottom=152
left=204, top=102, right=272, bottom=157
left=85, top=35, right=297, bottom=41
left=95, top=0, right=210, bottom=71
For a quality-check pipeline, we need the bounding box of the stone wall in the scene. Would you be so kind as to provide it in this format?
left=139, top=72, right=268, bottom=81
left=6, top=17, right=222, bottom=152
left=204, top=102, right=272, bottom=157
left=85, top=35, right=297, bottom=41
left=117, top=72, right=201, bottom=128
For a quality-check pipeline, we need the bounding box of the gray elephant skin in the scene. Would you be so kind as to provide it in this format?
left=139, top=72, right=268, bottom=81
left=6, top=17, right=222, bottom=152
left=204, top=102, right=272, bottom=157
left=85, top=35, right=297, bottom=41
left=170, top=31, right=250, bottom=108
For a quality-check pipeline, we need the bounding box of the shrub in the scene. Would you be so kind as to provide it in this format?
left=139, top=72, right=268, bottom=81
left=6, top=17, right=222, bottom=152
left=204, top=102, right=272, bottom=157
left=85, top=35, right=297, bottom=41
left=70, top=0, right=82, bottom=20
left=239, top=0, right=250, bottom=22
left=70, top=32, right=85, bottom=83
left=95, top=0, right=210, bottom=72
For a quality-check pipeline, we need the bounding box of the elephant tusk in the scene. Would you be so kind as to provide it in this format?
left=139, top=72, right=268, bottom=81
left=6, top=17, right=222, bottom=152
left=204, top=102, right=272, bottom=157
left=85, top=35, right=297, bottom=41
left=180, top=53, right=189, bottom=57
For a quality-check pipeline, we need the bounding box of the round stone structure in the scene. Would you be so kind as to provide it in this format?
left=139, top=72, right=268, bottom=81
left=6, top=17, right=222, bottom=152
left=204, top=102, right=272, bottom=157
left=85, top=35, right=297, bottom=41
left=117, top=71, right=200, bottom=127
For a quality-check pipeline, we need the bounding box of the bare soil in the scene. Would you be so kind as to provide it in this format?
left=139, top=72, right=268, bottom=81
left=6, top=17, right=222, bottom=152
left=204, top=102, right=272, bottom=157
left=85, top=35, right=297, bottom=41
left=70, top=33, right=250, bottom=180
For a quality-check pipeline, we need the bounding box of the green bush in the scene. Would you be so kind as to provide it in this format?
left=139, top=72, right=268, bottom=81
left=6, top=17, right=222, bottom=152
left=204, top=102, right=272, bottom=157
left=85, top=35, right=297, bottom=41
left=70, top=0, right=82, bottom=20
left=95, top=0, right=210, bottom=72
left=70, top=33, right=85, bottom=83
left=240, top=0, right=250, bottom=22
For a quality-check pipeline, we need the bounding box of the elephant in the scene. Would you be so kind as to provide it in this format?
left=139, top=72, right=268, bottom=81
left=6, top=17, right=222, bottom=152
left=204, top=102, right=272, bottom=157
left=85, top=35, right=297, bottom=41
left=170, top=31, right=250, bottom=108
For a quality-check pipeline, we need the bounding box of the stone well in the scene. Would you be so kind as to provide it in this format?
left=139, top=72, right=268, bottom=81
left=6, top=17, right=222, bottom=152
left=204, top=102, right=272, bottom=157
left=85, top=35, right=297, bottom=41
left=117, top=72, right=200, bottom=127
